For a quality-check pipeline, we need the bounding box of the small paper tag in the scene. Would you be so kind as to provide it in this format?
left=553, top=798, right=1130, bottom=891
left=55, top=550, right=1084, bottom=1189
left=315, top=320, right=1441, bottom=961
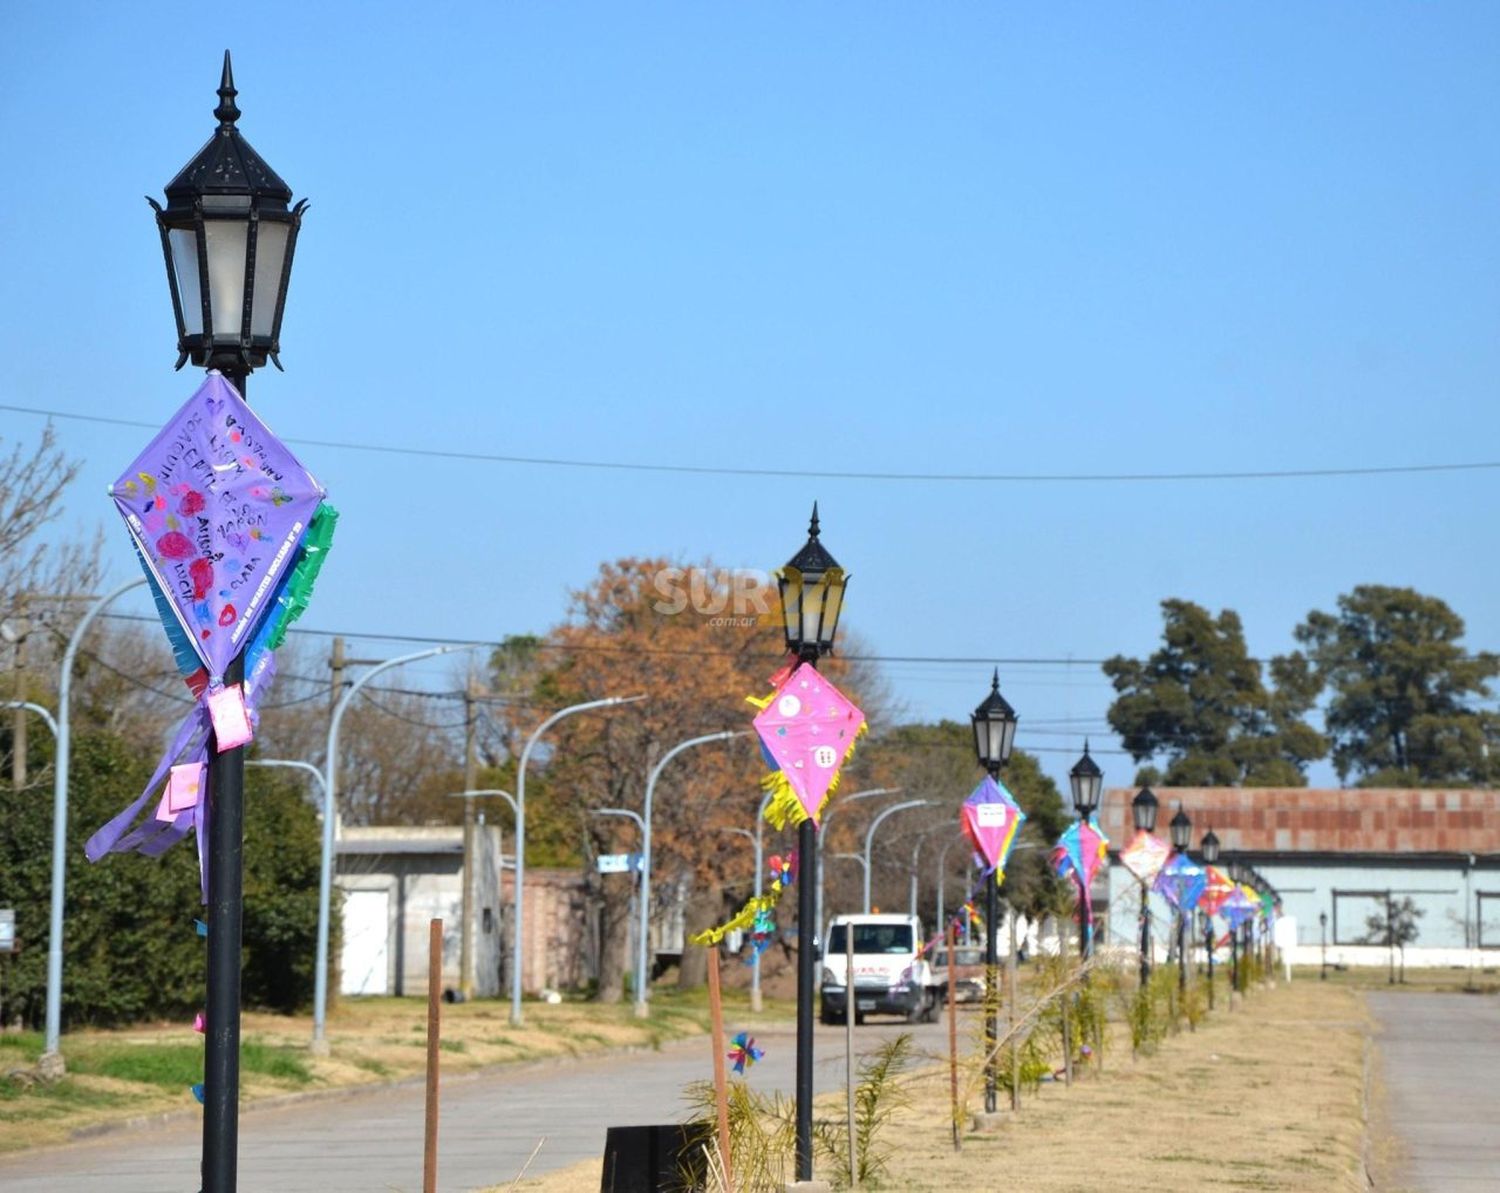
left=207, top=683, right=253, bottom=752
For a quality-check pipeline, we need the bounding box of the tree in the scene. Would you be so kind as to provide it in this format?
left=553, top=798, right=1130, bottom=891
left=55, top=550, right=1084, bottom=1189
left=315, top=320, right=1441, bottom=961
left=850, top=720, right=1068, bottom=919
left=1293, top=585, right=1500, bottom=786
left=1103, top=600, right=1326, bottom=786
left=485, top=557, right=886, bottom=998
left=1363, top=895, right=1423, bottom=984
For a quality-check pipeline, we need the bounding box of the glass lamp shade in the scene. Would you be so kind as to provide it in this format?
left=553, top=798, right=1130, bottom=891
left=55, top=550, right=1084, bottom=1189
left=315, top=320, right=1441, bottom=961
left=152, top=53, right=305, bottom=374
left=1201, top=828, right=1221, bottom=864
left=1131, top=786, right=1159, bottom=833
left=777, top=504, right=848, bottom=659
left=971, top=670, right=1019, bottom=772
left=1068, top=743, right=1103, bottom=817
left=1169, top=807, right=1193, bottom=851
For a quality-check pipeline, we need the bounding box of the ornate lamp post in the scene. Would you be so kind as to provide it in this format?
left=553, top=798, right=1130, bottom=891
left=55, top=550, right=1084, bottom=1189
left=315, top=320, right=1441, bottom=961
left=1169, top=806, right=1193, bottom=1000
left=1320, top=910, right=1329, bottom=981
left=152, top=53, right=305, bottom=1193
left=971, top=670, right=1018, bottom=1116
left=1068, top=743, right=1103, bottom=957
left=1131, top=786, right=1159, bottom=986
left=1201, top=828, right=1220, bottom=1009
left=775, top=504, right=848, bottom=1185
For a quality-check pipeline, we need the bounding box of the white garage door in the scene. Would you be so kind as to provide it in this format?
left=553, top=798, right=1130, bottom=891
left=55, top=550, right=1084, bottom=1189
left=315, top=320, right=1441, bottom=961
left=340, top=889, right=390, bottom=996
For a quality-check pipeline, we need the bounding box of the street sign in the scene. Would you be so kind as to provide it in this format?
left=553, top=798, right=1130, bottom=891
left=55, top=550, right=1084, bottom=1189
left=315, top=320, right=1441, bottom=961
left=0, top=910, right=14, bottom=954
left=597, top=853, right=643, bottom=875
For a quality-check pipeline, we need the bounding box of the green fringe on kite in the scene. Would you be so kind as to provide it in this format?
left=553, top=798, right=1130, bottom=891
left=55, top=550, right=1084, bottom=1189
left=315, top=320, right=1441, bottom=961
left=263, top=503, right=338, bottom=652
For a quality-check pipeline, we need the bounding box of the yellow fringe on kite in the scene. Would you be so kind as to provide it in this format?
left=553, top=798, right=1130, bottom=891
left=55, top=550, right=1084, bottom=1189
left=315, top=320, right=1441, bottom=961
left=757, top=719, right=868, bottom=831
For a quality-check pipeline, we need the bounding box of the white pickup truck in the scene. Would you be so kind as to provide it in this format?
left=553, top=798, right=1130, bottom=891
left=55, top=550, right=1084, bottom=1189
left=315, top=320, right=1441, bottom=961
left=819, top=913, right=938, bottom=1025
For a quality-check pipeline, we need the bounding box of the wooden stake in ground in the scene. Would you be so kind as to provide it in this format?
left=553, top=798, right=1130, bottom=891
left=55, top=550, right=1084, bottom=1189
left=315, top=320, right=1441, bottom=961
left=1007, top=906, right=1020, bottom=1112
left=424, top=918, right=442, bottom=1193
left=846, top=925, right=858, bottom=1183
left=705, top=944, right=734, bottom=1193
left=1060, top=926, right=1073, bottom=1087
left=946, top=922, right=960, bottom=1152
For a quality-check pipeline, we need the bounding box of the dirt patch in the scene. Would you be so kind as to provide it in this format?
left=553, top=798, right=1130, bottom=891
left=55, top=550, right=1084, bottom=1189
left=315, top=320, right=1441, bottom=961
left=499, top=980, right=1369, bottom=1192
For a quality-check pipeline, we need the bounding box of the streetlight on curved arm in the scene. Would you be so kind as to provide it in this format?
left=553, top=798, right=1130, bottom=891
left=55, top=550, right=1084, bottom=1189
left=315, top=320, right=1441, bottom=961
left=860, top=799, right=935, bottom=913
left=511, top=693, right=646, bottom=1025
left=636, top=729, right=747, bottom=1018
left=590, top=807, right=646, bottom=1003
left=320, top=643, right=486, bottom=1048
left=815, top=786, right=901, bottom=952
left=45, top=575, right=147, bottom=1067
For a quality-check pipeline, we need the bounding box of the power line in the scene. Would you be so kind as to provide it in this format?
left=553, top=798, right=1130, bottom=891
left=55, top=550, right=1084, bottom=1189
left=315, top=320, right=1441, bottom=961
left=7, top=401, right=1499, bottom=485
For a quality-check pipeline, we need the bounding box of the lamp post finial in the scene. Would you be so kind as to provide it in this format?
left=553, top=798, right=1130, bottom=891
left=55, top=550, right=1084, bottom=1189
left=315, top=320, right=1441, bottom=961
left=215, top=50, right=240, bottom=128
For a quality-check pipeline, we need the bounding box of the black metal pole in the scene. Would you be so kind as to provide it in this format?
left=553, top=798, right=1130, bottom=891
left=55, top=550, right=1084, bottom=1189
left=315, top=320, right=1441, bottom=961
left=1204, top=914, right=1214, bottom=1010
left=1138, top=885, right=1151, bottom=988
left=1320, top=920, right=1328, bottom=981
left=795, top=813, right=816, bottom=1179
left=1230, top=923, right=1239, bottom=1000
left=1177, top=910, right=1187, bottom=1001
left=984, top=870, right=998, bottom=1113
left=1078, top=873, right=1089, bottom=959
left=203, top=366, right=247, bottom=1193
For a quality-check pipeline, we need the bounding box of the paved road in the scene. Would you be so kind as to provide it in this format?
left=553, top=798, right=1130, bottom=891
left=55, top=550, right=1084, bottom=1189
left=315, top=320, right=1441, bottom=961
left=1367, top=991, right=1500, bottom=1191
left=0, top=1014, right=955, bottom=1192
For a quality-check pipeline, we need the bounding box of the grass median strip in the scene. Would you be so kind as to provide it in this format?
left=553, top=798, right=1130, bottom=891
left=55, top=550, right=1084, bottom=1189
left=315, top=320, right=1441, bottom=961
left=0, top=986, right=776, bottom=1154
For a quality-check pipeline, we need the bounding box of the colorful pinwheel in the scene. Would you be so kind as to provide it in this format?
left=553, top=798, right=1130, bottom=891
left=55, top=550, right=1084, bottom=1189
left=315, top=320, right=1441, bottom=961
left=728, top=1032, right=764, bottom=1074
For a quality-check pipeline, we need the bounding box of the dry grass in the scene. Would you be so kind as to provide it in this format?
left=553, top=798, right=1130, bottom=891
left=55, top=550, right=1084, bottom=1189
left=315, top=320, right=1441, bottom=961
left=501, top=979, right=1370, bottom=1192
left=0, top=988, right=756, bottom=1154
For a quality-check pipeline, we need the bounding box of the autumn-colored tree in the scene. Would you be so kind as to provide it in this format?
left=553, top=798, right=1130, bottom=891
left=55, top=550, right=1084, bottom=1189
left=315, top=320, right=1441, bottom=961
left=488, top=557, right=882, bottom=999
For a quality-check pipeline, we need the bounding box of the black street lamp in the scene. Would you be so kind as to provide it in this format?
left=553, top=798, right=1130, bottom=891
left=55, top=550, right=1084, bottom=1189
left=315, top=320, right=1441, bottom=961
left=150, top=52, right=306, bottom=381
left=1169, top=807, right=1192, bottom=1000
left=153, top=53, right=305, bottom=1193
left=776, top=505, right=848, bottom=1184
left=1201, top=828, right=1220, bottom=1009
left=970, top=671, right=1018, bottom=1115
left=1131, top=786, right=1159, bottom=987
left=1319, top=911, right=1329, bottom=980
left=1068, top=745, right=1102, bottom=957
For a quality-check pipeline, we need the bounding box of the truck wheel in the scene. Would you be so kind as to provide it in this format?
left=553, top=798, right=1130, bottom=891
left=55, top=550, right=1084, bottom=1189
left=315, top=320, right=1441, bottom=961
left=820, top=1003, right=836, bottom=1026
left=909, top=992, right=935, bottom=1024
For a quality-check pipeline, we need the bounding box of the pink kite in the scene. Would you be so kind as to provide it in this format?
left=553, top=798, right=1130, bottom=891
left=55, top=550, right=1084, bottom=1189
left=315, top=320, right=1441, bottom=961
left=960, top=774, right=1027, bottom=882
left=1119, top=829, right=1170, bottom=885
left=751, top=661, right=866, bottom=828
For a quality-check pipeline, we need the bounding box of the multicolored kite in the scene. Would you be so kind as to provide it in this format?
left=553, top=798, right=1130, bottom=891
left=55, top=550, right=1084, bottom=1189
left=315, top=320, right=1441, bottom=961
left=1119, top=830, right=1170, bottom=886
left=1198, top=866, right=1236, bottom=917
left=1053, top=817, right=1110, bottom=949
left=1153, top=852, right=1207, bottom=912
left=960, top=774, right=1027, bottom=882
left=1220, top=885, right=1260, bottom=930
left=751, top=661, right=866, bottom=829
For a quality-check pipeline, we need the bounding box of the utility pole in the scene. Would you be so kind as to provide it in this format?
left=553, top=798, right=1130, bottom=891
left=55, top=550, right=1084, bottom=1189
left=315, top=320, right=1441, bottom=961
left=8, top=595, right=27, bottom=788
left=329, top=636, right=346, bottom=715
left=460, top=671, right=479, bottom=998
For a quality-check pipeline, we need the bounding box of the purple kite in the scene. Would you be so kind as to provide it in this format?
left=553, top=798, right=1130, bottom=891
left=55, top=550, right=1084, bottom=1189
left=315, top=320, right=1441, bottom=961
left=86, top=372, right=328, bottom=896
left=1153, top=852, right=1207, bottom=912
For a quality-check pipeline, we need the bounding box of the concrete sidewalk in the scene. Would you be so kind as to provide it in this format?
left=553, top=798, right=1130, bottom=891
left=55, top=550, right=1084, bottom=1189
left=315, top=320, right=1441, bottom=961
left=0, top=1016, right=948, bottom=1191
left=1367, top=990, right=1500, bottom=1191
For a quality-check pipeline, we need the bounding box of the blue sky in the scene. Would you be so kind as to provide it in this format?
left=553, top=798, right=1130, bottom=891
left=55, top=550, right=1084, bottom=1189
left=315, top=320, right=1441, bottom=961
left=2, top=3, right=1497, bottom=795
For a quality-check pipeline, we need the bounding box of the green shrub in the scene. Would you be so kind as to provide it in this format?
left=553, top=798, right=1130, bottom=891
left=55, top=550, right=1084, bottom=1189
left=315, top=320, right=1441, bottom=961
left=0, top=732, right=326, bottom=1028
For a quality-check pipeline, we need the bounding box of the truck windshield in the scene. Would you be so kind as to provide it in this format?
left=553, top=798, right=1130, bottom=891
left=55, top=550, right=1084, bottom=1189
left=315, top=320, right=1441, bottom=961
left=828, top=924, right=914, bottom=955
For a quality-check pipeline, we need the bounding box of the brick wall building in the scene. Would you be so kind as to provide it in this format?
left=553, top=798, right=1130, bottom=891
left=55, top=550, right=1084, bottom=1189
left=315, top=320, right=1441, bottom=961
left=1099, top=787, right=1500, bottom=965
